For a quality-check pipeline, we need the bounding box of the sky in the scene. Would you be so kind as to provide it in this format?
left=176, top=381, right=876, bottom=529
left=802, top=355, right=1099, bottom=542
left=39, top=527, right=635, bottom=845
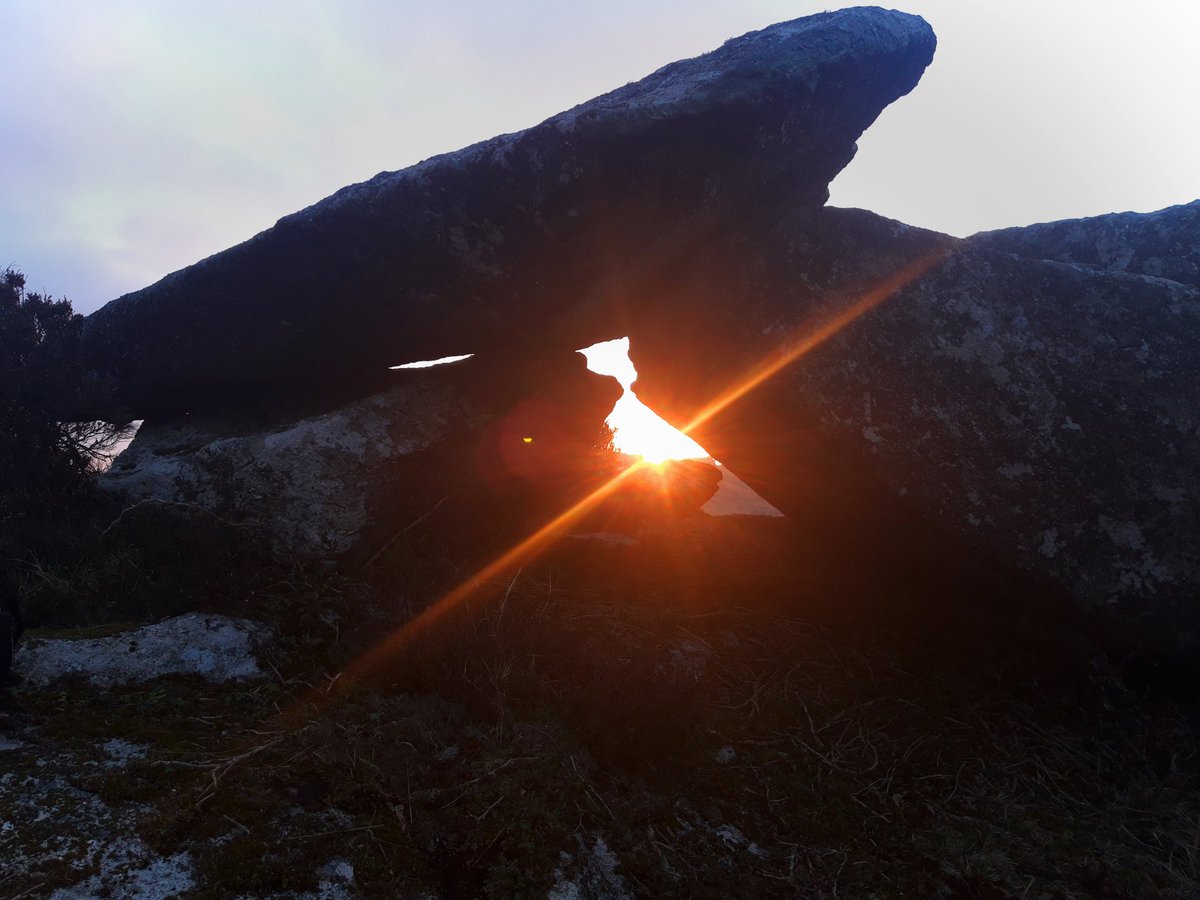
left=3, top=1, right=1198, bottom=314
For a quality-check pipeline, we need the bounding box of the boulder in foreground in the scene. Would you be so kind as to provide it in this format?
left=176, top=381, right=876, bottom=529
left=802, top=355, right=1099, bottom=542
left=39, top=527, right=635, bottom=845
left=16, top=614, right=266, bottom=688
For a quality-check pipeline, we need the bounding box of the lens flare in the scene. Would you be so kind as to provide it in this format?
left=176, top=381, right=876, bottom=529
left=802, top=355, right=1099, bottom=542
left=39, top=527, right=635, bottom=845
left=579, top=337, right=710, bottom=464
left=284, top=250, right=949, bottom=712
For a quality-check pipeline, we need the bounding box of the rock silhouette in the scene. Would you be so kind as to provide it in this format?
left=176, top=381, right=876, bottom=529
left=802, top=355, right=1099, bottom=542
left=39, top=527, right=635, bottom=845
left=84, top=9, right=1198, bottom=661
left=81, top=8, right=935, bottom=419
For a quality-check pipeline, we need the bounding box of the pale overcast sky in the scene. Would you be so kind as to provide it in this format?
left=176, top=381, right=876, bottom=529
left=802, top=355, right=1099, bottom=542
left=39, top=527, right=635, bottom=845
left=3, top=1, right=1197, bottom=314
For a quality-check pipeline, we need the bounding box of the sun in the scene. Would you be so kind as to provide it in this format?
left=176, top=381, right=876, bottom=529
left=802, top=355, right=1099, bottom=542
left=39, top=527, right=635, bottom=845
left=578, top=337, right=710, bottom=465
left=605, top=393, right=709, bottom=464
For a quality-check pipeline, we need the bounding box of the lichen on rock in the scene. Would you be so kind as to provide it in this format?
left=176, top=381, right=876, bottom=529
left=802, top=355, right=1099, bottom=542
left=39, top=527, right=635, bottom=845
left=16, top=613, right=268, bottom=688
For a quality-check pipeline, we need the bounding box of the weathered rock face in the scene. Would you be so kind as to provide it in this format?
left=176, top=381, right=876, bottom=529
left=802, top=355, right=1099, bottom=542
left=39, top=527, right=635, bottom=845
left=103, top=381, right=465, bottom=559
left=83, top=7, right=935, bottom=419
left=102, top=353, right=620, bottom=560
left=969, top=200, right=1200, bottom=288
left=629, top=207, right=1200, bottom=657
left=16, top=614, right=266, bottom=688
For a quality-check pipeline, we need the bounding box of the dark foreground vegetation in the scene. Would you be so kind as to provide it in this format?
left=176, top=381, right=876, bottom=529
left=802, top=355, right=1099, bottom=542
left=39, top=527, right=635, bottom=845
left=2, top=267, right=1198, bottom=898
left=4, top=484, right=1199, bottom=897
left=2, top=511, right=1200, bottom=897
left=1, top=267, right=134, bottom=633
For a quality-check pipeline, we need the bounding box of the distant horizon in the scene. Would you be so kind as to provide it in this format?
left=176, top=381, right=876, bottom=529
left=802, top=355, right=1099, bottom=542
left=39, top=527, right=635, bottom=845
left=4, top=1, right=1197, bottom=314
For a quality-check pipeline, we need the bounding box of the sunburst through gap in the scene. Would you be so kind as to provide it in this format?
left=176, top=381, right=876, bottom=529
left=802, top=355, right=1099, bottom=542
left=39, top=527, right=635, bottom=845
left=578, top=337, right=710, bottom=465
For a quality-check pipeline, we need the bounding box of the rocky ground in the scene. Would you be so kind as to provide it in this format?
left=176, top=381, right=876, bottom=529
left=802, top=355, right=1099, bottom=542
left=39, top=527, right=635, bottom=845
left=3, top=501, right=1198, bottom=898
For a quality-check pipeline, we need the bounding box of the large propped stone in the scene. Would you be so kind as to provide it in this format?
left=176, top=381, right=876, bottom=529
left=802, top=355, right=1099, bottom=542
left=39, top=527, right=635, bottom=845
left=628, top=206, right=1200, bottom=659
left=969, top=200, right=1200, bottom=288
left=82, top=8, right=935, bottom=419
left=101, top=352, right=621, bottom=561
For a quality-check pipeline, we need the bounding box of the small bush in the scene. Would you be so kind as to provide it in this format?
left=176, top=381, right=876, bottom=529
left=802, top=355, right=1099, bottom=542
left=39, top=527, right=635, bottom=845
left=0, top=267, right=128, bottom=493
left=1, top=266, right=133, bottom=625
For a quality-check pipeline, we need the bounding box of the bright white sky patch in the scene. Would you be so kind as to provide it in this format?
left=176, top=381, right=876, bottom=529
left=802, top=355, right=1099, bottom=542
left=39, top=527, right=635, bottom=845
left=389, top=354, right=473, bottom=370
left=579, top=337, right=709, bottom=465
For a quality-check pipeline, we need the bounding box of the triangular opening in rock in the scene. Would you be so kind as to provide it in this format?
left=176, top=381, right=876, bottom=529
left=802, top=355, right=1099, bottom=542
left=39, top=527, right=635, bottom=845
left=578, top=337, right=781, bottom=518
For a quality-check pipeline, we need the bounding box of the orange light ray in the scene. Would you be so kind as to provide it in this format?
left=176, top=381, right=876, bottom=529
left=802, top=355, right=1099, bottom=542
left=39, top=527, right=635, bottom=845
left=332, top=461, right=647, bottom=691
left=680, top=249, right=950, bottom=437
left=305, top=248, right=949, bottom=705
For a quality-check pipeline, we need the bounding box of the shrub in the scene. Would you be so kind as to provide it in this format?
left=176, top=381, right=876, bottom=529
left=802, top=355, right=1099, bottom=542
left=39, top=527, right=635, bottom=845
left=0, top=266, right=128, bottom=495
left=1, top=266, right=134, bottom=623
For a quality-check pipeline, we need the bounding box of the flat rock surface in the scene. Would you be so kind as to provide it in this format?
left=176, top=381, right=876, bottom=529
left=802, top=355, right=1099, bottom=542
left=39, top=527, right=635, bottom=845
left=15, top=614, right=267, bottom=688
